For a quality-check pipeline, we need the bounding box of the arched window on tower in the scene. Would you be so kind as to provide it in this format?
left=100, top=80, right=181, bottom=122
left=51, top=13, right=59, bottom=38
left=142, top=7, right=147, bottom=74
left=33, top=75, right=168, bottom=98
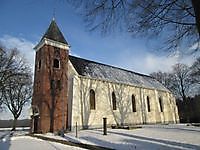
left=159, top=97, right=163, bottom=112
left=132, top=95, right=136, bottom=112
left=53, top=58, right=60, bottom=69
left=90, top=89, right=95, bottom=110
left=147, top=96, right=151, bottom=112
left=112, top=92, right=117, bottom=110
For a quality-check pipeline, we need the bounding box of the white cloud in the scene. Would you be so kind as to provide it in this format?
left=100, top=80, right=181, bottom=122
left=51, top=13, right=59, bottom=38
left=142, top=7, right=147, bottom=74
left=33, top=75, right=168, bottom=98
left=144, top=54, right=178, bottom=73
left=0, top=35, right=35, bottom=69
left=117, top=49, right=195, bottom=74
left=189, top=42, right=200, bottom=51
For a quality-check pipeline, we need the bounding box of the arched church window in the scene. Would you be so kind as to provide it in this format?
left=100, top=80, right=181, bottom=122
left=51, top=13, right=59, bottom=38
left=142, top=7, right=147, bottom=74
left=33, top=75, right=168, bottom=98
left=53, top=59, right=60, bottom=68
left=90, top=89, right=95, bottom=110
left=112, top=92, right=117, bottom=110
left=132, top=95, right=136, bottom=112
left=159, top=97, right=163, bottom=112
left=147, top=96, right=151, bottom=112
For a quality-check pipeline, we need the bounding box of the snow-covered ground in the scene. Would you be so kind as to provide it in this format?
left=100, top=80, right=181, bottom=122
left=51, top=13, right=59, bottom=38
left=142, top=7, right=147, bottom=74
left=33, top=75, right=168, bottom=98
left=0, top=131, right=86, bottom=150
left=64, top=124, right=200, bottom=150
left=0, top=124, right=200, bottom=150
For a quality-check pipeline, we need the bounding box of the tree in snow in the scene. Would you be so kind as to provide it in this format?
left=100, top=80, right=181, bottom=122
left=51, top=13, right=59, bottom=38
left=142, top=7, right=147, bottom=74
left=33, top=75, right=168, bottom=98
left=0, top=47, right=32, bottom=130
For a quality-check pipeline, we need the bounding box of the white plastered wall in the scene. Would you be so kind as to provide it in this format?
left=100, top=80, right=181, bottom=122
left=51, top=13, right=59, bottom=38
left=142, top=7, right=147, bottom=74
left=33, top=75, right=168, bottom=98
left=68, top=61, right=179, bottom=130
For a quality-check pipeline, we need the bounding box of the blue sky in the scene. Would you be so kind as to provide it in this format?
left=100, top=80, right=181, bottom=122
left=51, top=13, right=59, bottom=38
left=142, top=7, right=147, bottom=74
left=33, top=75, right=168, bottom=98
left=0, top=0, right=196, bottom=76
left=0, top=0, right=197, bottom=120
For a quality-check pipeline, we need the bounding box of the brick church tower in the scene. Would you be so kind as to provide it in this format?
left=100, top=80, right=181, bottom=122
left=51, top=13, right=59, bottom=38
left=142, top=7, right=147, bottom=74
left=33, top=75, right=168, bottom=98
left=31, top=19, right=69, bottom=133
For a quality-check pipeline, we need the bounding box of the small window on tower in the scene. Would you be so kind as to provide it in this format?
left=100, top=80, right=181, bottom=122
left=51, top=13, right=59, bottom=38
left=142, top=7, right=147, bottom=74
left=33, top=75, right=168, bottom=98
left=57, top=80, right=61, bottom=90
left=53, top=59, right=60, bottom=69
left=38, top=60, right=41, bottom=70
left=50, top=80, right=55, bottom=89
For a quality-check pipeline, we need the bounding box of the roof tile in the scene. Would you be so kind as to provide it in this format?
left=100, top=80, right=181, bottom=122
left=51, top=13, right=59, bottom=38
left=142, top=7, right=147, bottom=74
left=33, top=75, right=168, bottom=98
left=69, top=55, right=169, bottom=92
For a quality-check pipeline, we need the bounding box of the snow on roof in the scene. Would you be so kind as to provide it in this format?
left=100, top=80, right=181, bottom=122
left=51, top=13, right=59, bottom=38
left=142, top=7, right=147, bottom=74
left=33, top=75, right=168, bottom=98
left=69, top=55, right=169, bottom=92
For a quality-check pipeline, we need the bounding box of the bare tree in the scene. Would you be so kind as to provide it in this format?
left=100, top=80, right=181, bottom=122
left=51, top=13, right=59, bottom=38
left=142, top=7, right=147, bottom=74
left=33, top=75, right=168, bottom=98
left=191, top=57, right=200, bottom=85
left=190, top=57, right=200, bottom=95
left=0, top=47, right=6, bottom=108
left=0, top=47, right=17, bottom=108
left=151, top=63, right=194, bottom=100
left=150, top=71, right=174, bottom=90
left=0, top=47, right=31, bottom=108
left=151, top=64, right=193, bottom=101
left=68, top=0, right=200, bottom=53
left=1, top=48, right=32, bottom=130
left=2, top=75, right=32, bottom=130
left=171, top=63, right=193, bottom=101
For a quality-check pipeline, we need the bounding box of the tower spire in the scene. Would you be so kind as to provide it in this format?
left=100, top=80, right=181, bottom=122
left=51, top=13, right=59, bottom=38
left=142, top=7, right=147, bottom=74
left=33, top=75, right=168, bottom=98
left=34, top=19, right=69, bottom=50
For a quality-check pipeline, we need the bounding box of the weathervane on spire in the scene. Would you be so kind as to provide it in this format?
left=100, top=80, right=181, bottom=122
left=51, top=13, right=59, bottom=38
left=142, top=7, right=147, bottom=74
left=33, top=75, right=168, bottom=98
left=53, top=1, right=56, bottom=20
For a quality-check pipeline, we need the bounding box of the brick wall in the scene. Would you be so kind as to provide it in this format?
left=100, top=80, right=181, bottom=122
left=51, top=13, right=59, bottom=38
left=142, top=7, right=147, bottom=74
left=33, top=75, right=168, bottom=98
left=32, top=44, right=68, bottom=133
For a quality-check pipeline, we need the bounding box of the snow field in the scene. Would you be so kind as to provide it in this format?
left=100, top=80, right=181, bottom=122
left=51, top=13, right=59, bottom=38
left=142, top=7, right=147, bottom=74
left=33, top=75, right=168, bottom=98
left=0, top=124, right=200, bottom=150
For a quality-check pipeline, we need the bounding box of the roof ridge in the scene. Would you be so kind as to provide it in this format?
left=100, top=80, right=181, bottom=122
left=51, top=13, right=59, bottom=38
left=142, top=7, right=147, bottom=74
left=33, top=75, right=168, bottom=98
left=69, top=55, right=152, bottom=78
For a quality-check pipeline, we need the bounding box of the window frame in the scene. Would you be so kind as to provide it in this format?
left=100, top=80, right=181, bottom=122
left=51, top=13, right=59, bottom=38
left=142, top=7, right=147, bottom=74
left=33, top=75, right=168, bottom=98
left=159, top=97, right=163, bottom=112
left=147, top=96, right=151, bottom=112
left=89, top=89, right=96, bottom=110
left=132, top=94, right=136, bottom=112
left=112, top=92, right=117, bottom=110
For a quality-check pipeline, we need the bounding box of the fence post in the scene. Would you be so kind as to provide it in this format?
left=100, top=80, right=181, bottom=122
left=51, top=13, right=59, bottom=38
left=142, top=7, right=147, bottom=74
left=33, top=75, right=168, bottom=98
left=103, top=118, right=107, bottom=135
left=75, top=122, right=78, bottom=138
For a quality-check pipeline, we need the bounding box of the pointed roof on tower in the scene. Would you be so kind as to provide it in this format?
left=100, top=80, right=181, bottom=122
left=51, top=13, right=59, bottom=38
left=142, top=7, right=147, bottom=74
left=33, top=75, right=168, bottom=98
left=42, top=19, right=68, bottom=45
left=34, top=19, right=69, bottom=50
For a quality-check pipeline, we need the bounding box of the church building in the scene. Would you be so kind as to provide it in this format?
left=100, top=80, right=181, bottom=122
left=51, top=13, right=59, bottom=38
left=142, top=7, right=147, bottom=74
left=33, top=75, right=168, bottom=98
left=31, top=19, right=179, bottom=133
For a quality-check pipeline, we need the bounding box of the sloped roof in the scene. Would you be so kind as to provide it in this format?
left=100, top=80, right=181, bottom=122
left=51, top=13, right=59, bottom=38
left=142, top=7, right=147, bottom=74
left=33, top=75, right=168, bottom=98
left=69, top=55, right=169, bottom=92
left=41, top=19, right=68, bottom=45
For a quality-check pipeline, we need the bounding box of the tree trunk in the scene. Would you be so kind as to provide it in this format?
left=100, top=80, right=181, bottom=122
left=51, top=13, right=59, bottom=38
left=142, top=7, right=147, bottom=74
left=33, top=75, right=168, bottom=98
left=12, top=117, right=17, bottom=131
left=192, top=0, right=200, bottom=36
